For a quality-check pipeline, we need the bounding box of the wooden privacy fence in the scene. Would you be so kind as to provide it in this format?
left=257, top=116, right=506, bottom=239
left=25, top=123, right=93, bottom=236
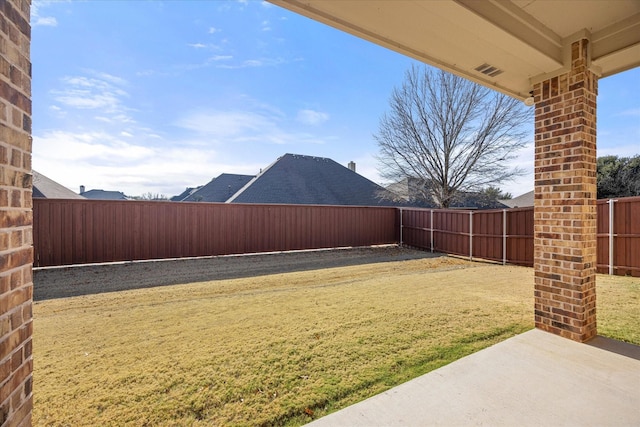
left=596, top=196, right=640, bottom=276
left=33, top=197, right=640, bottom=275
left=400, top=207, right=534, bottom=267
left=400, top=197, right=640, bottom=276
left=33, top=199, right=399, bottom=267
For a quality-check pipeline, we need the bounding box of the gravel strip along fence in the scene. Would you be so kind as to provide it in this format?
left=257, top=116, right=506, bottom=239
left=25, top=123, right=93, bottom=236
left=34, top=246, right=440, bottom=301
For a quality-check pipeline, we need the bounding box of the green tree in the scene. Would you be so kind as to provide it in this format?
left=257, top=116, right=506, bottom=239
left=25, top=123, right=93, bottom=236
left=597, top=155, right=640, bottom=199
left=481, top=186, right=512, bottom=200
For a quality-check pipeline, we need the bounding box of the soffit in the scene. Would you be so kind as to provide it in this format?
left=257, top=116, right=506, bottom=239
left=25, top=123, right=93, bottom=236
left=269, top=0, right=640, bottom=100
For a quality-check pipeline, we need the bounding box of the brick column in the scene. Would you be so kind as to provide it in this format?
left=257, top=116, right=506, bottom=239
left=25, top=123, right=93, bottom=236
left=533, top=39, right=598, bottom=342
left=0, top=0, right=33, bottom=425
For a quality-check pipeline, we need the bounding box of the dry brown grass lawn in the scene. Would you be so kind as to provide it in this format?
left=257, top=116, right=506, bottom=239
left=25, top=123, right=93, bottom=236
left=597, top=273, right=640, bottom=344
left=32, top=256, right=639, bottom=426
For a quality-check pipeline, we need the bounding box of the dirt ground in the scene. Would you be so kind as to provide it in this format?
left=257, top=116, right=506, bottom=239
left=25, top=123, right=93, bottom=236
left=33, top=245, right=442, bottom=301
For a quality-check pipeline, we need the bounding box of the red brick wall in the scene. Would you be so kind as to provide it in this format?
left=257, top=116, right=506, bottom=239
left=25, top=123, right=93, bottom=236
left=533, top=39, right=598, bottom=342
left=0, top=0, right=33, bottom=425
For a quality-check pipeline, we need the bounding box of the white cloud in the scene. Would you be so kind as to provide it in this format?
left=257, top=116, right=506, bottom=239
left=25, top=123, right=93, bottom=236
left=52, top=74, right=128, bottom=112
left=54, top=92, right=119, bottom=110
left=208, top=27, right=220, bottom=34
left=34, top=131, right=153, bottom=164
left=597, top=144, right=640, bottom=158
left=111, top=114, right=136, bottom=124
left=50, top=71, right=136, bottom=124
left=498, top=142, right=535, bottom=196
left=216, top=57, right=286, bottom=69
left=188, top=43, right=207, bottom=49
left=33, top=100, right=334, bottom=197
left=34, top=16, right=57, bottom=27
left=177, top=54, right=233, bottom=71
left=136, top=70, right=156, bottom=77
left=176, top=111, right=276, bottom=139
left=617, top=108, right=640, bottom=117
left=175, top=108, right=328, bottom=146
left=32, top=130, right=235, bottom=197
left=297, top=109, right=329, bottom=126
left=91, top=72, right=128, bottom=86
left=31, top=0, right=63, bottom=27
left=261, top=20, right=271, bottom=31
left=243, top=59, right=263, bottom=67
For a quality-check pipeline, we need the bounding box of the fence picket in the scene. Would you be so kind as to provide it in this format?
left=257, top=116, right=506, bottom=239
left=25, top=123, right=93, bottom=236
left=33, top=197, right=640, bottom=277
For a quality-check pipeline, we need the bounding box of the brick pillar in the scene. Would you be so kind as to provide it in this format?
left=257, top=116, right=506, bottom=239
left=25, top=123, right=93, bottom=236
left=533, top=38, right=598, bottom=342
left=0, top=0, right=33, bottom=425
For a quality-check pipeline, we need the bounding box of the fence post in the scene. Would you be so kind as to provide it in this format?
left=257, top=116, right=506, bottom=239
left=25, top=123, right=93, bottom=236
left=469, top=211, right=473, bottom=261
left=608, top=199, right=616, bottom=275
left=503, top=209, right=507, bottom=266
left=399, top=208, right=403, bottom=247
left=430, top=209, right=434, bottom=252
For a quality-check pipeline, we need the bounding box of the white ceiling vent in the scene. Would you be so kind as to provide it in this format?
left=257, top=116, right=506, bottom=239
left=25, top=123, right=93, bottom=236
left=474, top=63, right=504, bottom=77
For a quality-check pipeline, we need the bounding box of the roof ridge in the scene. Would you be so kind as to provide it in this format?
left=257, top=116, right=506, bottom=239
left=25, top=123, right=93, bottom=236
left=285, top=153, right=334, bottom=161
left=32, top=170, right=86, bottom=200
left=219, top=172, right=255, bottom=178
left=225, top=156, right=282, bottom=203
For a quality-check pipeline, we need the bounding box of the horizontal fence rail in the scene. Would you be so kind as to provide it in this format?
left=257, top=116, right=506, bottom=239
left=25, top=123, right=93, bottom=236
left=401, top=198, right=639, bottom=277
left=596, top=196, right=640, bottom=277
left=34, top=197, right=640, bottom=276
left=33, top=200, right=399, bottom=267
left=400, top=207, right=534, bottom=267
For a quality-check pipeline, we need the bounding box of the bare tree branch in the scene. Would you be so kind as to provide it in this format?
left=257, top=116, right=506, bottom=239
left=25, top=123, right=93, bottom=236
left=375, top=65, right=531, bottom=208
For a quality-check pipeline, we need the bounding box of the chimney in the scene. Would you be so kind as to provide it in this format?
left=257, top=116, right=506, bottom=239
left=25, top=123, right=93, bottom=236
left=80, top=185, right=85, bottom=194
left=348, top=161, right=356, bottom=172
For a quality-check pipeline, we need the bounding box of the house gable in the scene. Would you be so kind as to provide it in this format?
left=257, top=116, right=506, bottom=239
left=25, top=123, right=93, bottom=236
left=181, top=174, right=255, bottom=203
left=228, top=153, right=395, bottom=206
left=32, top=170, right=85, bottom=199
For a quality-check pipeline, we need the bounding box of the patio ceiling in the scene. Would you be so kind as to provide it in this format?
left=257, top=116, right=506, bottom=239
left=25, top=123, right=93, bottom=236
left=268, top=0, right=640, bottom=100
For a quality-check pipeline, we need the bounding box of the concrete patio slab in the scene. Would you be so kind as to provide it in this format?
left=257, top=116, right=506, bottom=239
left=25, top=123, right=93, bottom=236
left=307, top=329, right=640, bottom=426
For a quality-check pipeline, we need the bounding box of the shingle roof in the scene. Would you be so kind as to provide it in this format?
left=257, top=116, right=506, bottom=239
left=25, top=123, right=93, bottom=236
left=499, top=190, right=534, bottom=208
left=181, top=174, right=255, bottom=202
left=80, top=189, right=129, bottom=200
left=32, top=170, right=84, bottom=199
left=385, top=177, right=510, bottom=209
left=170, top=186, right=202, bottom=202
left=227, top=153, right=396, bottom=206
left=452, top=192, right=509, bottom=210
left=385, top=177, right=437, bottom=207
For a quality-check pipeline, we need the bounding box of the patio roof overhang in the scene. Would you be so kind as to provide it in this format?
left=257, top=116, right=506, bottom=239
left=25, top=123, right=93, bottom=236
left=268, top=0, right=640, bottom=100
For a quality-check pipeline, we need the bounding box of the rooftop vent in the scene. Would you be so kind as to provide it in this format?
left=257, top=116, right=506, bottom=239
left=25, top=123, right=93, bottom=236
left=474, top=63, right=504, bottom=77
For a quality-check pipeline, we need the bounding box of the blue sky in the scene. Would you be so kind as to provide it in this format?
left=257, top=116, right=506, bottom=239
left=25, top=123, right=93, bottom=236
left=31, top=0, right=640, bottom=198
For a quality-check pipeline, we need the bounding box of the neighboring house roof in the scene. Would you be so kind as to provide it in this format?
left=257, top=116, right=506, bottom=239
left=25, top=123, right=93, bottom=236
left=32, top=170, right=84, bottom=199
left=170, top=186, right=202, bottom=202
left=227, top=153, right=396, bottom=206
left=453, top=192, right=509, bottom=210
left=500, top=190, right=534, bottom=208
left=385, top=177, right=435, bottom=207
left=181, top=174, right=255, bottom=203
left=80, top=189, right=129, bottom=200
left=385, top=177, right=510, bottom=210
